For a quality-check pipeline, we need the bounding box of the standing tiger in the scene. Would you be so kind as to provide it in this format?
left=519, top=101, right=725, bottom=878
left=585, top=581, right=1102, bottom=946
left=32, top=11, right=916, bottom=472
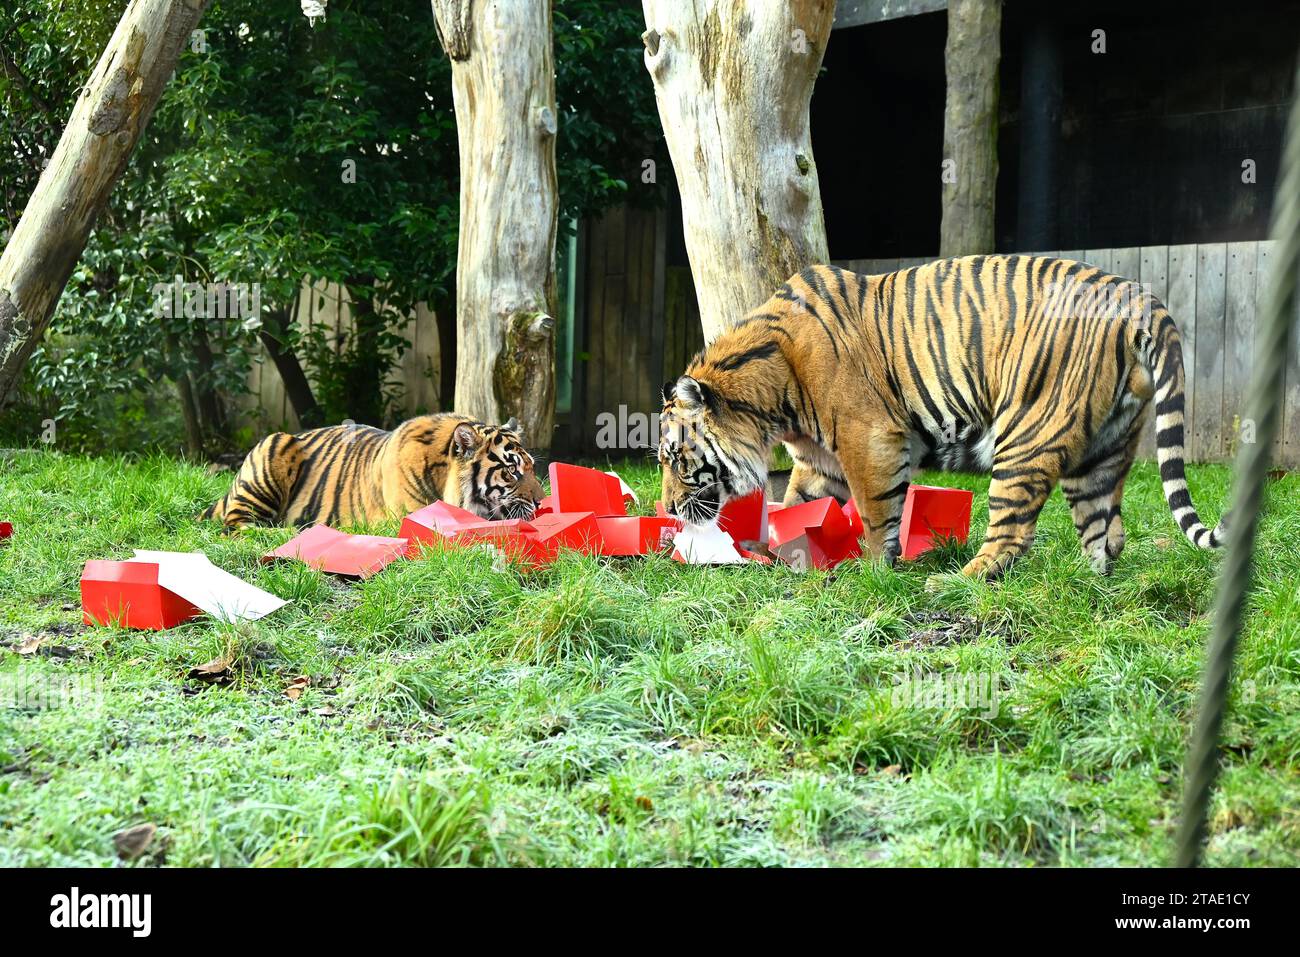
left=658, top=255, right=1226, bottom=578
left=202, top=413, right=543, bottom=530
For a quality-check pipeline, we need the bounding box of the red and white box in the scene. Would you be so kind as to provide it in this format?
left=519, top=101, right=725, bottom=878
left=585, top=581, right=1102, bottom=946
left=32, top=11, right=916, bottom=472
left=82, top=550, right=287, bottom=630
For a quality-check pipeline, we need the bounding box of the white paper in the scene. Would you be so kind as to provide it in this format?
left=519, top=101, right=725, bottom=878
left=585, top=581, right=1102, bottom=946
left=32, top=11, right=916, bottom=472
left=132, top=550, right=289, bottom=623
left=671, top=524, right=749, bottom=565
left=605, top=470, right=639, bottom=504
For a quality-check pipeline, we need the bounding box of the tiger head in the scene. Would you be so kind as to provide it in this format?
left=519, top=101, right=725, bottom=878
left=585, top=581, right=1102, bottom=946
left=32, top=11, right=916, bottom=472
left=452, top=417, right=544, bottom=520
left=658, top=375, right=770, bottom=526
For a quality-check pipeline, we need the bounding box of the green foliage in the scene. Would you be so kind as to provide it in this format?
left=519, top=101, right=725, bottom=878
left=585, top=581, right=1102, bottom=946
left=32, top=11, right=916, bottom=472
left=0, top=0, right=663, bottom=450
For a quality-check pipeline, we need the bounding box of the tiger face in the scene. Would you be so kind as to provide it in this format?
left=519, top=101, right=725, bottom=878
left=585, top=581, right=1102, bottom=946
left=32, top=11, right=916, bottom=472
left=453, top=417, right=544, bottom=520
left=658, top=376, right=767, bottom=525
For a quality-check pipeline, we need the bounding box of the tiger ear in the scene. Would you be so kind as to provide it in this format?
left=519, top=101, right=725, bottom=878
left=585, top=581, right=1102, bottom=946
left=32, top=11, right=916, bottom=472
left=675, top=376, right=714, bottom=412
left=452, top=423, right=481, bottom=457
left=661, top=380, right=676, bottom=404
left=503, top=416, right=523, bottom=441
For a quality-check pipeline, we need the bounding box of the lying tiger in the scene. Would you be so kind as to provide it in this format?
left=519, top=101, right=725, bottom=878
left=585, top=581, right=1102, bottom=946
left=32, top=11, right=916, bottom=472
left=659, top=255, right=1226, bottom=578
left=202, top=413, right=543, bottom=529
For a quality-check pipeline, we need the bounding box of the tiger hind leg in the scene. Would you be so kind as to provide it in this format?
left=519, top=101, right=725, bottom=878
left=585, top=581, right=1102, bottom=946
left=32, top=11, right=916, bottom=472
left=204, top=433, right=304, bottom=529
left=1061, top=412, right=1145, bottom=575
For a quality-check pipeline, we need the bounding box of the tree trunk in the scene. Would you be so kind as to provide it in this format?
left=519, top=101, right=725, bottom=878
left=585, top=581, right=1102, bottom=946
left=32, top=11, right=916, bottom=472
left=190, top=323, right=228, bottom=442
left=641, top=0, right=834, bottom=342
left=432, top=0, right=558, bottom=449
left=939, top=0, right=1001, bottom=258
left=164, top=330, right=204, bottom=458
left=259, top=301, right=323, bottom=430
left=0, top=0, right=209, bottom=406
left=342, top=277, right=387, bottom=425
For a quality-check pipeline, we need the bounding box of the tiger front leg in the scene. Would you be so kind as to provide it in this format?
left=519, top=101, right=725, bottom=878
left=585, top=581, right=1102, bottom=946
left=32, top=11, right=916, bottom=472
left=835, top=428, right=911, bottom=563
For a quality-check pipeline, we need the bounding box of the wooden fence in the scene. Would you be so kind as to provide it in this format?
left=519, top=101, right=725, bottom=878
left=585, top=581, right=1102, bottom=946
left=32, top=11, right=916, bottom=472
left=237, top=278, right=441, bottom=433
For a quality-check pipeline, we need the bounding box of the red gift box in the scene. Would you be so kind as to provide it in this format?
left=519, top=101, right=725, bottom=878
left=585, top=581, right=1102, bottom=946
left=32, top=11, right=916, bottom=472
left=548, top=463, right=627, bottom=516
left=767, top=496, right=862, bottom=570
left=450, top=519, right=553, bottom=567
left=595, top=515, right=676, bottom=556
left=898, top=485, right=973, bottom=560
left=716, top=489, right=768, bottom=545
left=400, top=502, right=559, bottom=569
left=81, top=559, right=203, bottom=630
left=263, top=525, right=409, bottom=578
left=529, top=510, right=601, bottom=552
left=81, top=551, right=287, bottom=630
left=399, top=500, right=484, bottom=546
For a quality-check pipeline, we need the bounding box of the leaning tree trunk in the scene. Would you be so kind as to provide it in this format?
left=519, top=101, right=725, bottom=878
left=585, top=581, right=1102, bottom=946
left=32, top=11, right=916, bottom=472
left=938, top=0, right=1001, bottom=258
left=641, top=0, right=834, bottom=341
left=432, top=0, right=558, bottom=449
left=0, top=0, right=209, bottom=406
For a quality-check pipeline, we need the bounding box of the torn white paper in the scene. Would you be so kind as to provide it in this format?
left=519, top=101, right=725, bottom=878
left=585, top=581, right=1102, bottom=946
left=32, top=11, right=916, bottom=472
left=133, top=550, right=288, bottom=623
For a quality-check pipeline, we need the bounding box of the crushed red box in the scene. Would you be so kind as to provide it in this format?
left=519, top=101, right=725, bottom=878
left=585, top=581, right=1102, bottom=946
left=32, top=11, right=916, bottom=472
left=595, top=515, right=676, bottom=556
left=399, top=500, right=484, bottom=545
left=767, top=497, right=862, bottom=570
left=263, top=525, right=409, bottom=578
left=548, top=462, right=627, bottom=516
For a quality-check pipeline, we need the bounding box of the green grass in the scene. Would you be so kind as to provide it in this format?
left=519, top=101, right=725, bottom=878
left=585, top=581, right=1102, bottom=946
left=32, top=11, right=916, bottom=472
left=1, top=448, right=1298, bottom=867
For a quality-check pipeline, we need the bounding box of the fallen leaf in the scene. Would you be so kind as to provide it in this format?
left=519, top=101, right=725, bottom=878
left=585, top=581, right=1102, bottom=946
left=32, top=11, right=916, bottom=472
left=635, top=796, right=654, bottom=812
left=187, top=657, right=232, bottom=685
left=881, top=764, right=902, bottom=777
left=113, top=823, right=156, bottom=861
left=1154, top=537, right=1171, bottom=549
left=16, top=637, right=42, bottom=655
left=284, top=675, right=310, bottom=701
left=312, top=706, right=337, bottom=717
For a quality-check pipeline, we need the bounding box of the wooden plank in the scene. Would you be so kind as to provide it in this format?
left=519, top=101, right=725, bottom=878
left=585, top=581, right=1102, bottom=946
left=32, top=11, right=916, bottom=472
left=863, top=258, right=901, bottom=275
left=570, top=220, right=591, bottom=447
left=1166, top=244, right=1198, bottom=461
left=1084, top=248, right=1114, bottom=273
left=623, top=206, right=644, bottom=422
left=649, top=206, right=668, bottom=402
left=637, top=207, right=657, bottom=418
left=1112, top=247, right=1141, bottom=284
left=583, top=212, right=608, bottom=447
left=835, top=0, right=947, bottom=30
left=1139, top=246, right=1170, bottom=303
left=1285, top=244, right=1300, bottom=467
left=834, top=259, right=871, bottom=273
left=1192, top=244, right=1227, bottom=462
left=407, top=304, right=439, bottom=415
left=600, top=205, right=627, bottom=438
left=1223, top=243, right=1258, bottom=464
left=1274, top=237, right=1300, bottom=465
left=1248, top=239, right=1289, bottom=462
